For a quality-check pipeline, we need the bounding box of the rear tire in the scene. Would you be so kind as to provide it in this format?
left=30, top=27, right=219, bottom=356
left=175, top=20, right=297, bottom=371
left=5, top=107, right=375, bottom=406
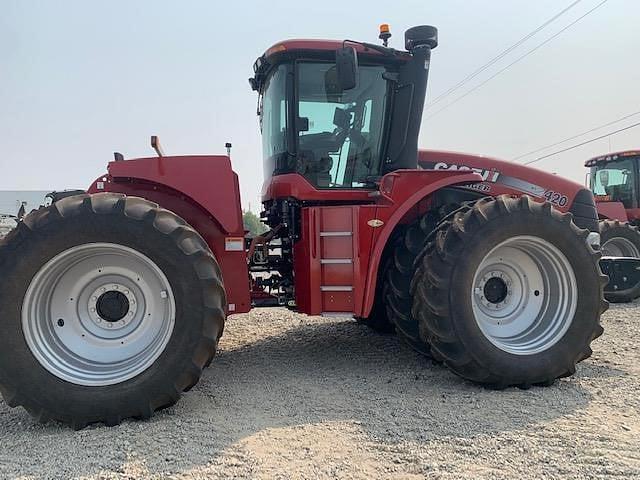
left=411, top=196, right=607, bottom=388
left=0, top=193, right=226, bottom=428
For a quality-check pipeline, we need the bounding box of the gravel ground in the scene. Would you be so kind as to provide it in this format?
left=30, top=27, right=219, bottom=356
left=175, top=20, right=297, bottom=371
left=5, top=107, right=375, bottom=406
left=0, top=304, right=639, bottom=479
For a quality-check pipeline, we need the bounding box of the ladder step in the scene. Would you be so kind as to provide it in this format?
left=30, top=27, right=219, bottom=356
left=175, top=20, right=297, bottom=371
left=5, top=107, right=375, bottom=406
left=320, top=258, right=353, bottom=264
left=320, top=285, right=353, bottom=292
left=320, top=231, right=352, bottom=237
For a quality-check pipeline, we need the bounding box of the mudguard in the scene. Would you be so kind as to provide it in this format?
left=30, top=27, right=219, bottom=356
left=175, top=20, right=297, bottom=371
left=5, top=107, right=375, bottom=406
left=87, top=155, right=252, bottom=314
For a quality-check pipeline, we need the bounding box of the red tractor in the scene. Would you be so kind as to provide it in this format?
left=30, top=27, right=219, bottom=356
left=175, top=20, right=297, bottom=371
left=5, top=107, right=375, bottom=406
left=585, top=150, right=640, bottom=255
left=583, top=150, right=640, bottom=301
left=0, top=26, right=612, bottom=429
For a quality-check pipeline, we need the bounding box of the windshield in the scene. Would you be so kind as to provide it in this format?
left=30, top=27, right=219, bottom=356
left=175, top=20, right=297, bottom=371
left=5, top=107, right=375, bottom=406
left=297, top=62, right=389, bottom=188
left=590, top=157, right=637, bottom=208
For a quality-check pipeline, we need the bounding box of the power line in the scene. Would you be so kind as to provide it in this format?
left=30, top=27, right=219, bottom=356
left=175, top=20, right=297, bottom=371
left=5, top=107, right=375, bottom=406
left=513, top=110, right=640, bottom=160
left=523, top=121, right=640, bottom=165
left=425, top=0, right=609, bottom=120
left=426, top=0, right=584, bottom=109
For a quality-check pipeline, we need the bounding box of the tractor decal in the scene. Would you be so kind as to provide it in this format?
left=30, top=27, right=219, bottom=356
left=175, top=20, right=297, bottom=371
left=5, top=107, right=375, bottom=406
left=543, top=190, right=569, bottom=207
left=423, top=161, right=501, bottom=182
left=420, top=160, right=547, bottom=198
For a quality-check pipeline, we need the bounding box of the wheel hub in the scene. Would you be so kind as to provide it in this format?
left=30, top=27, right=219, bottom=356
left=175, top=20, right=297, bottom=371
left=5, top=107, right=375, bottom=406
left=475, top=271, right=513, bottom=311
left=483, top=277, right=508, bottom=304
left=88, top=284, right=137, bottom=328
left=96, top=291, right=129, bottom=322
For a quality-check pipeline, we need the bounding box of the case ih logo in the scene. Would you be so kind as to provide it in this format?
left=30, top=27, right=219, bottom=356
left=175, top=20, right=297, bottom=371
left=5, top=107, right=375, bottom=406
left=429, top=162, right=501, bottom=183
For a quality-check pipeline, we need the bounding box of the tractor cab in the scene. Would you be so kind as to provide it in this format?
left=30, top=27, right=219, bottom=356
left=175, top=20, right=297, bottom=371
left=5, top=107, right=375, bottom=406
left=250, top=26, right=438, bottom=198
left=586, top=150, right=640, bottom=210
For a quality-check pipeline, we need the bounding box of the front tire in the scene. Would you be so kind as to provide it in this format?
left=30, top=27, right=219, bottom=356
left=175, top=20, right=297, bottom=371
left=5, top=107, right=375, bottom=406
left=600, top=220, right=640, bottom=257
left=411, top=196, right=607, bottom=388
left=0, top=193, right=226, bottom=428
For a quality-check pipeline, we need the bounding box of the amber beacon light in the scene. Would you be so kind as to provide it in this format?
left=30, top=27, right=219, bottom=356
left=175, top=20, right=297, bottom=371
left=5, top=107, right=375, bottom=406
left=379, top=23, right=391, bottom=46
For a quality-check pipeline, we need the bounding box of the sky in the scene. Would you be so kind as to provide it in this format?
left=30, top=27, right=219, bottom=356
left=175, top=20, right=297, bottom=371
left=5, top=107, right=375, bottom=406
left=1, top=0, right=639, bottom=211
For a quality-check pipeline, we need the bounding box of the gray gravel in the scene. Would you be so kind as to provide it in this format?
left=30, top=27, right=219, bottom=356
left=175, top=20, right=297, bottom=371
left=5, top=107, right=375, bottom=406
left=1, top=304, right=639, bottom=479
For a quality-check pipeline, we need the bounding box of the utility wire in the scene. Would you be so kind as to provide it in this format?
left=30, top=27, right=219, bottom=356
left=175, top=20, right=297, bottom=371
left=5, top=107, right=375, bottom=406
left=513, top=110, right=640, bottom=160
left=523, top=121, right=640, bottom=165
left=425, top=0, right=609, bottom=120
left=426, top=0, right=584, bottom=109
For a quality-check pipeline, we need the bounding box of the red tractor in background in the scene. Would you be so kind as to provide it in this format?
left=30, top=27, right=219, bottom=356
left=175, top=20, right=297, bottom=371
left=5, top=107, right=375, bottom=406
left=584, top=150, right=640, bottom=301
left=0, top=25, right=614, bottom=429
left=586, top=150, right=640, bottom=234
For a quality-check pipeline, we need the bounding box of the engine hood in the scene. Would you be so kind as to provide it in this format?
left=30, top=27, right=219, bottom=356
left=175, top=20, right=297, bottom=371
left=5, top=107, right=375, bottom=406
left=418, top=149, right=585, bottom=211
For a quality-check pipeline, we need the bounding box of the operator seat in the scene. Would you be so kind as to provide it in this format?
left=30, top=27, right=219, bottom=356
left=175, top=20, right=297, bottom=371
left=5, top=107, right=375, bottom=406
left=297, top=149, right=334, bottom=187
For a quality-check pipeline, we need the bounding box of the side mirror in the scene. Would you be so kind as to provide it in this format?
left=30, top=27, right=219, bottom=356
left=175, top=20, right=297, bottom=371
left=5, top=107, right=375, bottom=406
left=335, top=46, right=358, bottom=91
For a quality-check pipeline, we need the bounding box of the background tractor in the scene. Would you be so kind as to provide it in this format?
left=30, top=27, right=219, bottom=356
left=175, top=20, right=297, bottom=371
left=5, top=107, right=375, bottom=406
left=583, top=150, right=640, bottom=301
left=0, top=25, right=612, bottom=429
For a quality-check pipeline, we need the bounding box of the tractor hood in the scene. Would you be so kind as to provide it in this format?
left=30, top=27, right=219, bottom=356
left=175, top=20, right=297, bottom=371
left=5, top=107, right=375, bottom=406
left=418, top=149, right=599, bottom=232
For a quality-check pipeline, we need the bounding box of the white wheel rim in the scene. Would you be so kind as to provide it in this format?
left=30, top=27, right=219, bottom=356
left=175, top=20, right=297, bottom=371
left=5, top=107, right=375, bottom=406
left=471, top=236, right=577, bottom=355
left=601, top=237, right=640, bottom=257
left=22, top=243, right=176, bottom=386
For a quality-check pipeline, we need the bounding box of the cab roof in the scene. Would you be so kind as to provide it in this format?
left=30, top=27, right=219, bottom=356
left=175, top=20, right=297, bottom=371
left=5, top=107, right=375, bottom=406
left=262, top=39, right=404, bottom=58
left=585, top=150, right=640, bottom=167
left=250, top=38, right=408, bottom=91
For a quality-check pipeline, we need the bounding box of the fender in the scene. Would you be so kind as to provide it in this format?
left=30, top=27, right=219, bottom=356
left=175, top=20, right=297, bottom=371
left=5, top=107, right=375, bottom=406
left=418, top=149, right=600, bottom=232
left=87, top=156, right=251, bottom=315
left=360, top=169, right=482, bottom=317
left=596, top=201, right=629, bottom=222
left=419, top=150, right=582, bottom=211
left=93, top=155, right=243, bottom=234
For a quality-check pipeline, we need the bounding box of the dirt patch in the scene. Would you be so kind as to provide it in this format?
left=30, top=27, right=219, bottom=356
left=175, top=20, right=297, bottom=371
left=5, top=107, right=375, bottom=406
left=1, top=305, right=639, bottom=479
